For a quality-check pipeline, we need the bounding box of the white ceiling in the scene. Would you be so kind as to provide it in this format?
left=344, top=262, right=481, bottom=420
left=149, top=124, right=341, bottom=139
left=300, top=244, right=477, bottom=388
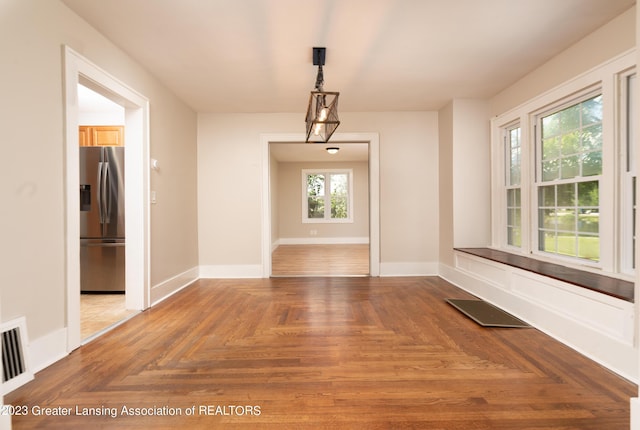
left=61, top=0, right=634, bottom=114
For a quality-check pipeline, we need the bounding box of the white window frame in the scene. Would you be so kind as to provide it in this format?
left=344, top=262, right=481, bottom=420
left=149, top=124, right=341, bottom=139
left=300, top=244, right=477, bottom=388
left=532, top=88, right=603, bottom=266
left=504, top=123, right=522, bottom=250
left=619, top=70, right=637, bottom=275
left=301, top=168, right=354, bottom=223
left=491, top=50, right=635, bottom=279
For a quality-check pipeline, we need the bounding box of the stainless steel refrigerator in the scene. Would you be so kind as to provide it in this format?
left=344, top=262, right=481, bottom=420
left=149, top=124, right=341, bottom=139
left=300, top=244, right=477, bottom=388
left=80, top=146, right=125, bottom=292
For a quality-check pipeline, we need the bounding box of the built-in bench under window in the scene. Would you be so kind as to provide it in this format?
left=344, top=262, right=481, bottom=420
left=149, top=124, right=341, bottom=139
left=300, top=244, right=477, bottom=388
left=455, top=248, right=634, bottom=303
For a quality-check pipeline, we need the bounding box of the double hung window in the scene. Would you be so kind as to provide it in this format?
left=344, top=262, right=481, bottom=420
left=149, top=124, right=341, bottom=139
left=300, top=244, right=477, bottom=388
left=302, top=169, right=353, bottom=223
left=493, top=53, right=635, bottom=278
left=506, top=126, right=522, bottom=248
left=536, top=94, right=602, bottom=261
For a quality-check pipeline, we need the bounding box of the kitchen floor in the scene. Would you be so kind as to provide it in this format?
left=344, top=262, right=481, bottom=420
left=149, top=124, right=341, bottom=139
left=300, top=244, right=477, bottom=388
left=81, top=293, right=138, bottom=340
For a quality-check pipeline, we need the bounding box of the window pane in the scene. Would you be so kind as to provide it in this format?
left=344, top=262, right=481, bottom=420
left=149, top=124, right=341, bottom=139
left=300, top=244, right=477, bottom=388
left=561, top=155, right=580, bottom=179
left=330, top=174, right=348, bottom=219
left=581, top=95, right=603, bottom=125
left=556, top=208, right=576, bottom=231
left=507, top=208, right=521, bottom=226
left=506, top=187, right=521, bottom=247
left=561, top=131, right=580, bottom=155
left=543, top=137, right=560, bottom=160
left=306, top=174, right=325, bottom=219
left=507, top=188, right=521, bottom=206
left=582, top=151, right=602, bottom=177
left=542, top=160, right=559, bottom=181
left=539, top=209, right=557, bottom=229
left=578, top=234, right=599, bottom=261
left=539, top=230, right=556, bottom=253
left=331, top=195, right=347, bottom=219
left=330, top=174, right=347, bottom=195
left=307, top=174, right=325, bottom=197
left=508, top=127, right=521, bottom=186
left=556, top=233, right=577, bottom=257
left=581, top=123, right=602, bottom=151
left=307, top=196, right=324, bottom=218
left=539, top=185, right=555, bottom=207
left=542, top=113, right=560, bottom=137
left=577, top=181, right=598, bottom=206
left=557, top=183, right=575, bottom=207
left=560, top=104, right=580, bottom=131
left=507, top=227, right=521, bottom=247
left=578, top=209, right=599, bottom=233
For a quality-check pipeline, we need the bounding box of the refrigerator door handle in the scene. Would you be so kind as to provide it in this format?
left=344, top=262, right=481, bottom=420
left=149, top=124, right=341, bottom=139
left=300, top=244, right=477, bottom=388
left=97, top=161, right=104, bottom=224
left=103, top=161, right=112, bottom=223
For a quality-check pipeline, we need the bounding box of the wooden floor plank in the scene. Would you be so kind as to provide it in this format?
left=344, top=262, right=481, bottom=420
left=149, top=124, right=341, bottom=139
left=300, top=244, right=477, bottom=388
left=6, top=276, right=636, bottom=429
left=271, top=244, right=369, bottom=276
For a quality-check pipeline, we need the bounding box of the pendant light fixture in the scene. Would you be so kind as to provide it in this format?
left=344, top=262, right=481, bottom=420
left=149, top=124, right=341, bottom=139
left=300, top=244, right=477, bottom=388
left=305, top=47, right=340, bottom=143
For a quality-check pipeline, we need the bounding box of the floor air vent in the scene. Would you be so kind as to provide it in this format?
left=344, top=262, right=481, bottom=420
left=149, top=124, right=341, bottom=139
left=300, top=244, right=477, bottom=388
left=1, top=317, right=33, bottom=395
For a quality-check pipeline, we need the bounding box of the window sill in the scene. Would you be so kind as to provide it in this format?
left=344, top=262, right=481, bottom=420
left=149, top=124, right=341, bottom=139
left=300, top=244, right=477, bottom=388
left=454, top=248, right=634, bottom=303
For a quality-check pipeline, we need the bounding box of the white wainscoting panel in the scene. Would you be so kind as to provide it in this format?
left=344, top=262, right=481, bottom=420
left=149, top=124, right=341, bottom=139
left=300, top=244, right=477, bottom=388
left=440, top=251, right=638, bottom=382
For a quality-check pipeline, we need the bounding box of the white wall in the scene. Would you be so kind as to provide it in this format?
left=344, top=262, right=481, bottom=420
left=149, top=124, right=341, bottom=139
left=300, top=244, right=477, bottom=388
left=1, top=0, right=198, bottom=373
left=452, top=100, right=491, bottom=248
left=438, top=99, right=491, bottom=266
left=197, top=112, right=439, bottom=276
left=490, top=7, right=636, bottom=117
left=438, top=102, right=454, bottom=267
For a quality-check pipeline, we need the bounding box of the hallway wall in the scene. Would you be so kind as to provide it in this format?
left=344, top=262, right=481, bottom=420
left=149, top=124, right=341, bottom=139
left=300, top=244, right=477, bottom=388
left=1, top=0, right=199, bottom=371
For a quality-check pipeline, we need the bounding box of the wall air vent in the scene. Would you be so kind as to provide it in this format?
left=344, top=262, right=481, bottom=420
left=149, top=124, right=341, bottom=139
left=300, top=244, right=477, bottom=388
left=1, top=317, right=33, bottom=395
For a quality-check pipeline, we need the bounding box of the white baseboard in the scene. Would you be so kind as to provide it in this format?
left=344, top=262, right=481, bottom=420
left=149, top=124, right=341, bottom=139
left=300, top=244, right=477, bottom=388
left=276, top=237, right=370, bottom=246
left=631, top=398, right=640, bottom=430
left=199, top=264, right=263, bottom=278
left=150, top=266, right=199, bottom=306
left=0, top=409, right=11, bottom=430
left=379, top=261, right=438, bottom=277
left=29, top=327, right=67, bottom=376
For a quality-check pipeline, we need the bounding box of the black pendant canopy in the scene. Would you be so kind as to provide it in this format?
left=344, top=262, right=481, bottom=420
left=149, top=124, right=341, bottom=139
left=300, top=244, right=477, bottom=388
left=305, top=47, right=340, bottom=143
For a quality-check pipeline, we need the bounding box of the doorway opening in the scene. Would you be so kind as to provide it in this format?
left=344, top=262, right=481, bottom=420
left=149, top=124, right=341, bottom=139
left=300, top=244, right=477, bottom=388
left=63, top=46, right=150, bottom=350
left=261, top=133, right=380, bottom=277
left=269, top=142, right=370, bottom=276
left=77, top=84, right=137, bottom=341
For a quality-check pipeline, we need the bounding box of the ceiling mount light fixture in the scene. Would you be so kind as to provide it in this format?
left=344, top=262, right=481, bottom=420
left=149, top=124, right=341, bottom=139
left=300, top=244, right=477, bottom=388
left=326, top=147, right=339, bottom=154
left=305, top=47, right=340, bottom=143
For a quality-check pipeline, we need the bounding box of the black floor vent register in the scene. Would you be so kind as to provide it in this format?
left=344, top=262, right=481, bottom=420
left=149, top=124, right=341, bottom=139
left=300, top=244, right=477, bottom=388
left=446, top=299, right=530, bottom=328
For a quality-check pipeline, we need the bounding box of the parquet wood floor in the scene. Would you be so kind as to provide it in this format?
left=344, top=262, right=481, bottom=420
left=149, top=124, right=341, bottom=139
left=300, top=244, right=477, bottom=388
left=271, top=244, right=369, bottom=276
left=6, top=277, right=636, bottom=429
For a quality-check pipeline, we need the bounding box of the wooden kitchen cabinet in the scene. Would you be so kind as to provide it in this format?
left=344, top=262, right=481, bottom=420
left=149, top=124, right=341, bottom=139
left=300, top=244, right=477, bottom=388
left=79, top=125, right=124, bottom=147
